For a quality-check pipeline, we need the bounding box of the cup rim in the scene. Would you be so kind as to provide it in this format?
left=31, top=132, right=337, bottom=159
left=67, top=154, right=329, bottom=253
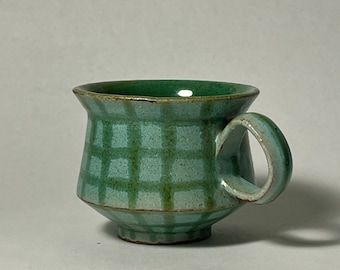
left=73, top=79, right=259, bottom=103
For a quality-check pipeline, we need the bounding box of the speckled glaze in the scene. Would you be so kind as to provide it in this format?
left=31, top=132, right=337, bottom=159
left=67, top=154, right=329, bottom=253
left=73, top=80, right=292, bottom=244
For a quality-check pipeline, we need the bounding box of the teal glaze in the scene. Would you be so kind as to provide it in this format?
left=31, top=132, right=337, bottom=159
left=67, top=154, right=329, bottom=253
left=73, top=80, right=292, bottom=244
left=216, top=113, right=292, bottom=204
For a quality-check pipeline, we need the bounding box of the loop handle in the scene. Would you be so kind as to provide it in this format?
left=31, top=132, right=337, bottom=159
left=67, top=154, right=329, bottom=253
left=216, top=113, right=292, bottom=204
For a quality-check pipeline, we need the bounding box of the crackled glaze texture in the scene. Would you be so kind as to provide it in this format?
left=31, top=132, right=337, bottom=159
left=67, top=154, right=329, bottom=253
left=74, top=80, right=292, bottom=244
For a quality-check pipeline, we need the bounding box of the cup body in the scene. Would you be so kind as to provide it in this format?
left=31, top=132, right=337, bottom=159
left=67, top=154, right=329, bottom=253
left=74, top=80, right=259, bottom=243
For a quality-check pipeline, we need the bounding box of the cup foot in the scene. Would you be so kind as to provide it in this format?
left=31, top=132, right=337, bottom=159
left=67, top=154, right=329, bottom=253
left=117, top=226, right=211, bottom=244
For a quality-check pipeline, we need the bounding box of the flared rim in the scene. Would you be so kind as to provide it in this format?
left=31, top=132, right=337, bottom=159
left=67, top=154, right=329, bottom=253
left=73, top=79, right=259, bottom=103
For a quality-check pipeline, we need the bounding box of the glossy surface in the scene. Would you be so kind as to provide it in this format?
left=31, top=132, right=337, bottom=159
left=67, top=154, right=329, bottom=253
left=74, top=80, right=292, bottom=244
left=74, top=79, right=259, bottom=99
left=216, top=113, right=292, bottom=204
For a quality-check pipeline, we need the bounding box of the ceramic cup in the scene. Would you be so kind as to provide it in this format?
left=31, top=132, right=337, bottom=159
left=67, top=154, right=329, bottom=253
left=73, top=80, right=292, bottom=244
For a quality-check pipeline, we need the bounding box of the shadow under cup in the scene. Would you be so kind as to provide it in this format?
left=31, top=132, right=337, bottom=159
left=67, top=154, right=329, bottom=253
left=73, top=80, right=290, bottom=244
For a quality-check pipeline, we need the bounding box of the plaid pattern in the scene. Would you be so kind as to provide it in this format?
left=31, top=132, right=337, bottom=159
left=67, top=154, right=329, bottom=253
left=78, top=98, right=224, bottom=211
left=76, top=94, right=254, bottom=243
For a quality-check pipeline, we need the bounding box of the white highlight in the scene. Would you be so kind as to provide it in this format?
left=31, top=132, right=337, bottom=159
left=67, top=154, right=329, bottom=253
left=177, top=89, right=193, bottom=97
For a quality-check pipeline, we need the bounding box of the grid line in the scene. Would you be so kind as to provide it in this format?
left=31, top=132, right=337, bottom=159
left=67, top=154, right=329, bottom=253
left=80, top=117, right=97, bottom=198
left=160, top=104, right=176, bottom=210
left=200, top=102, right=217, bottom=209
left=98, top=120, right=113, bottom=203
left=80, top=170, right=209, bottom=193
left=124, top=101, right=141, bottom=209
left=87, top=144, right=207, bottom=160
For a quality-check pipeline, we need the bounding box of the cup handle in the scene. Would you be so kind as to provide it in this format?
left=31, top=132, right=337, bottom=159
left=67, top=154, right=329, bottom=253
left=215, top=113, right=292, bottom=204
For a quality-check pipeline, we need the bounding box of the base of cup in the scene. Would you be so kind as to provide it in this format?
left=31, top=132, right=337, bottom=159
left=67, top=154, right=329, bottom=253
left=117, top=226, right=212, bottom=244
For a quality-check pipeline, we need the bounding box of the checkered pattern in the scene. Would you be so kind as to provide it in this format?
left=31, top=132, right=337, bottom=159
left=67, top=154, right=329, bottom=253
left=75, top=91, right=255, bottom=243
left=77, top=97, right=219, bottom=211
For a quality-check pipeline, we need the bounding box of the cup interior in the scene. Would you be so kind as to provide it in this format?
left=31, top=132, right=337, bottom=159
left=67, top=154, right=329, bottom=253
left=75, top=80, right=258, bottom=99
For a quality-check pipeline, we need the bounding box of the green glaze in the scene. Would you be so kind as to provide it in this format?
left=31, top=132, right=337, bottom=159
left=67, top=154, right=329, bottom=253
left=73, top=80, right=292, bottom=244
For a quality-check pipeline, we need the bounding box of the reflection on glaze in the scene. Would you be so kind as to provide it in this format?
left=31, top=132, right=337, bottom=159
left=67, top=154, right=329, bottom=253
left=177, top=89, right=193, bottom=97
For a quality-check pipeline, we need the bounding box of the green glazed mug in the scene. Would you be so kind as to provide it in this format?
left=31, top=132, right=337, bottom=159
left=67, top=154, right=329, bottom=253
left=73, top=80, right=292, bottom=244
